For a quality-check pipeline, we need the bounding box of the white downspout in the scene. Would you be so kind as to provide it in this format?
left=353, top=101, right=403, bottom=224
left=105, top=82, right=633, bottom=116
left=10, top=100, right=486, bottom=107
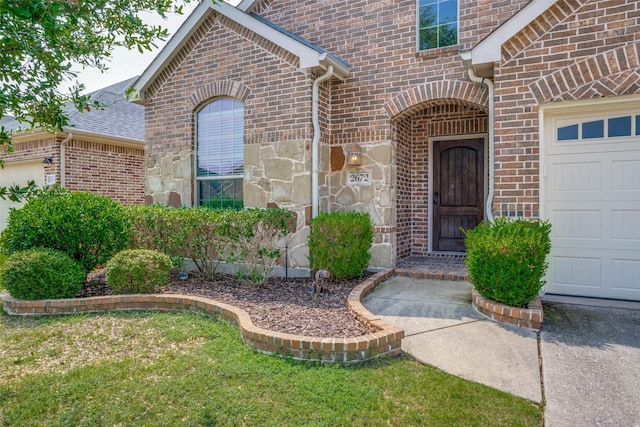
left=465, top=66, right=495, bottom=222
left=311, top=65, right=334, bottom=218
left=59, top=132, right=72, bottom=187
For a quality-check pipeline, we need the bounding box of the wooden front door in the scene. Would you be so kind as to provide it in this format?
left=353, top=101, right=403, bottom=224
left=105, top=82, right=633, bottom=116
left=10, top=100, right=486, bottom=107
left=433, top=138, right=485, bottom=252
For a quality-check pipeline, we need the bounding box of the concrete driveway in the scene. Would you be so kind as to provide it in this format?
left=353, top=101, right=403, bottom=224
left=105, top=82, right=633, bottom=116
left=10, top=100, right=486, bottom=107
left=362, top=276, right=640, bottom=426
left=541, top=296, right=640, bottom=426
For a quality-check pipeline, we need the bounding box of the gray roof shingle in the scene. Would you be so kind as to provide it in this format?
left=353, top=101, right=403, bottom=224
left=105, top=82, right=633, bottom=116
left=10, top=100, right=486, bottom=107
left=2, top=76, right=144, bottom=141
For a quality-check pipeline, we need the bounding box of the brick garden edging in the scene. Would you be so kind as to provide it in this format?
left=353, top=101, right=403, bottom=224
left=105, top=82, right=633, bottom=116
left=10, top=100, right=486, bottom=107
left=0, top=270, right=404, bottom=365
left=471, top=289, right=543, bottom=330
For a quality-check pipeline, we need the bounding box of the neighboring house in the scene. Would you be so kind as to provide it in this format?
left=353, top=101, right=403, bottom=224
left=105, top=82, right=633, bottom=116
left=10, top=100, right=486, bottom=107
left=134, top=0, right=640, bottom=301
left=0, top=77, right=145, bottom=231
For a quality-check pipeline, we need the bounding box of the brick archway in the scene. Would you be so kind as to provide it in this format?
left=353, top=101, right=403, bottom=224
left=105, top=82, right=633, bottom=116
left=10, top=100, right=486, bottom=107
left=384, top=80, right=488, bottom=120
left=530, top=43, right=640, bottom=103
left=188, top=80, right=251, bottom=110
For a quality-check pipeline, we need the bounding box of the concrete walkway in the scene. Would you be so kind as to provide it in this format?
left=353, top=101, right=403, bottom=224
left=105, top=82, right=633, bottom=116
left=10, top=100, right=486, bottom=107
left=362, top=276, right=640, bottom=426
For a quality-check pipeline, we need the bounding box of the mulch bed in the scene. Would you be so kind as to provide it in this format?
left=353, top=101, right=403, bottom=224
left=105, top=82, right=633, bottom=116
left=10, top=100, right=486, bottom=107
left=80, top=270, right=374, bottom=338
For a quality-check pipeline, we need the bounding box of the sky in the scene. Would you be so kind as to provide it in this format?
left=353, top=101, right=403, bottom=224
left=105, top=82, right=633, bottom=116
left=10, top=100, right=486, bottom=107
left=75, top=0, right=240, bottom=93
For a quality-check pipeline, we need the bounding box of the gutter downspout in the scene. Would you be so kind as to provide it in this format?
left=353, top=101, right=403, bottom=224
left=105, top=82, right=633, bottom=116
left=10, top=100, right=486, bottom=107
left=465, top=66, right=495, bottom=222
left=311, top=65, right=334, bottom=218
left=59, top=132, right=72, bottom=188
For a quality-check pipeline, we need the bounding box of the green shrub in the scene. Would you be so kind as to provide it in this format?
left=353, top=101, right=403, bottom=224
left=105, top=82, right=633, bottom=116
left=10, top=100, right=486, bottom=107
left=0, top=248, right=85, bottom=300
left=106, top=249, right=172, bottom=294
left=126, top=205, right=232, bottom=279
left=308, top=211, right=373, bottom=280
left=463, top=217, right=552, bottom=307
left=0, top=186, right=129, bottom=273
left=222, top=208, right=296, bottom=284
left=127, top=206, right=295, bottom=284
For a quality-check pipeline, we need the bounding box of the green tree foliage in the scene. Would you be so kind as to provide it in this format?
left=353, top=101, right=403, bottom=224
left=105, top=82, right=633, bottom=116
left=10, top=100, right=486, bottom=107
left=0, top=0, right=195, bottom=199
left=0, top=186, right=130, bottom=273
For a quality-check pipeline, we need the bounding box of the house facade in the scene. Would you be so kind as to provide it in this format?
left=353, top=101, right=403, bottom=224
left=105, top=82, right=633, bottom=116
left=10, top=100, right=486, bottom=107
left=0, top=78, right=145, bottom=231
left=135, top=0, right=640, bottom=301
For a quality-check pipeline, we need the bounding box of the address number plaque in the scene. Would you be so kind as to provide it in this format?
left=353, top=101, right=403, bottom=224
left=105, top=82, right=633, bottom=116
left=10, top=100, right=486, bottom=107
left=347, top=171, right=371, bottom=186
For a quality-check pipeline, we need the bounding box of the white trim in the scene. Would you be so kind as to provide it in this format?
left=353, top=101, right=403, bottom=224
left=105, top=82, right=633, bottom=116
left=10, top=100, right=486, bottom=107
left=427, top=133, right=488, bottom=253
left=538, top=93, right=640, bottom=223
left=236, top=0, right=257, bottom=12
left=9, top=130, right=143, bottom=148
left=133, top=1, right=349, bottom=102
left=465, top=0, right=559, bottom=67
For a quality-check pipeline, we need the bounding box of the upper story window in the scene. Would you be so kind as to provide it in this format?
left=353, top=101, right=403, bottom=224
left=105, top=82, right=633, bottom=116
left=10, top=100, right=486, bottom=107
left=196, top=98, right=244, bottom=209
left=418, top=0, right=458, bottom=51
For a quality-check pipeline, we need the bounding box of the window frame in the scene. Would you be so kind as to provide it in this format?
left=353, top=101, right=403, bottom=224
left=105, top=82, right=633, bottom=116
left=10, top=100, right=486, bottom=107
left=416, top=0, right=459, bottom=52
left=194, top=97, right=244, bottom=209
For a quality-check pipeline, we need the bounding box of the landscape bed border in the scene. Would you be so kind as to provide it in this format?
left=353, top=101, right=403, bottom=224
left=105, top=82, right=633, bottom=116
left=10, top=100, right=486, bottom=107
left=0, top=269, right=404, bottom=365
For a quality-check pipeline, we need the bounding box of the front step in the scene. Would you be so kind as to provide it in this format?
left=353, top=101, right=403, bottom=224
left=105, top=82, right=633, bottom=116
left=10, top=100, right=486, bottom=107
left=395, top=254, right=469, bottom=281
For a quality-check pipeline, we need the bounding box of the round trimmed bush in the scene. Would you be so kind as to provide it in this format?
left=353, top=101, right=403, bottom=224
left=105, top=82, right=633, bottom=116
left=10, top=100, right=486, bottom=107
left=0, top=186, right=130, bottom=273
left=106, top=249, right=172, bottom=294
left=0, top=248, right=85, bottom=300
left=463, top=217, right=551, bottom=307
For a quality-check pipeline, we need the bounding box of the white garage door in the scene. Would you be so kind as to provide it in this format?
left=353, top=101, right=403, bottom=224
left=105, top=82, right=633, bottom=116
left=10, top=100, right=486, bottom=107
left=0, top=161, right=45, bottom=232
left=543, top=100, right=640, bottom=301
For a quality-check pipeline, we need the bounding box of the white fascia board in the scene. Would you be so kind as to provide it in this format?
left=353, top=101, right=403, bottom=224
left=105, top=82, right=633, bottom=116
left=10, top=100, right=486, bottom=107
left=218, top=3, right=330, bottom=71
left=236, top=0, right=257, bottom=12
left=134, top=0, right=348, bottom=102
left=133, top=0, right=214, bottom=102
left=470, top=0, right=559, bottom=66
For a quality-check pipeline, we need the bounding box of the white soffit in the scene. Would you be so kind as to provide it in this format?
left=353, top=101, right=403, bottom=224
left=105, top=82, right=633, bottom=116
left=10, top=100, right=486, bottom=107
left=468, top=0, right=559, bottom=66
left=134, top=0, right=348, bottom=102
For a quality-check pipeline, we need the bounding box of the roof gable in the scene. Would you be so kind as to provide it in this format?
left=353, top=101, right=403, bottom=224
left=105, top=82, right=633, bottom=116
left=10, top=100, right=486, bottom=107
left=462, top=0, right=560, bottom=74
left=133, top=1, right=349, bottom=102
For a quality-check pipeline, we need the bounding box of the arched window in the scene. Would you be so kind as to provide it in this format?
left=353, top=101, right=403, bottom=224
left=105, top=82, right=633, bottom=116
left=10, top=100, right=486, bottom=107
left=196, top=98, right=244, bottom=209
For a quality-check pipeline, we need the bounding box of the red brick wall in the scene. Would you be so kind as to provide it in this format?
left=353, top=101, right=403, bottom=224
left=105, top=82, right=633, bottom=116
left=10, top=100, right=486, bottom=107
left=253, top=0, right=523, bottom=144
left=63, top=137, right=145, bottom=205
left=0, top=135, right=144, bottom=205
left=493, top=0, right=640, bottom=218
left=144, top=13, right=315, bottom=154
left=394, top=115, right=412, bottom=260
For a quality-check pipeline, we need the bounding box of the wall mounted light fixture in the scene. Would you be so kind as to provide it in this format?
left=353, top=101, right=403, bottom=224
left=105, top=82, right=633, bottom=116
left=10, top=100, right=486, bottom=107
left=42, top=156, right=54, bottom=164
left=346, top=143, right=362, bottom=166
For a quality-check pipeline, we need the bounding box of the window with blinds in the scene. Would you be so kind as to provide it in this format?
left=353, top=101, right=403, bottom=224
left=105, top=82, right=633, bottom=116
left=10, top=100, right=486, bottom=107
left=196, top=98, right=244, bottom=209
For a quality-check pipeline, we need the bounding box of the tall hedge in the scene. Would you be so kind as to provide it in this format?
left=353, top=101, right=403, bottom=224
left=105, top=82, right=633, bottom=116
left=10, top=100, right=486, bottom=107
left=0, top=186, right=129, bottom=273
left=308, top=211, right=373, bottom=279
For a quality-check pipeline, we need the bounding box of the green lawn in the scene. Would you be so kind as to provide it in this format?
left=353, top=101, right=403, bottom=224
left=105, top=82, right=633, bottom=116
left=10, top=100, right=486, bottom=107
left=0, top=311, right=542, bottom=426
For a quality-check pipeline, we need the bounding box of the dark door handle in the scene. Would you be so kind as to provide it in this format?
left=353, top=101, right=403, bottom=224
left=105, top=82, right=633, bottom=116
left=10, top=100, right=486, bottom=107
left=433, top=192, right=439, bottom=205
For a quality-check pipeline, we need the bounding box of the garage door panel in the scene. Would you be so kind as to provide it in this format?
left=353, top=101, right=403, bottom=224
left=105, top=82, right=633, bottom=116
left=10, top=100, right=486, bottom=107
left=0, top=161, right=45, bottom=232
left=549, top=209, right=601, bottom=240
left=610, top=258, right=640, bottom=292
left=611, top=159, right=640, bottom=191
left=611, top=210, right=640, bottom=241
left=551, top=161, right=601, bottom=192
left=544, top=103, right=640, bottom=300
left=549, top=254, right=601, bottom=289
left=548, top=254, right=640, bottom=299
